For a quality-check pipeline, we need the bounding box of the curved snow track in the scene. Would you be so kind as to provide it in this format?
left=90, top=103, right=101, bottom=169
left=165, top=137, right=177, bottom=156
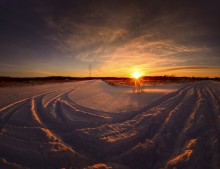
left=0, top=80, right=219, bottom=169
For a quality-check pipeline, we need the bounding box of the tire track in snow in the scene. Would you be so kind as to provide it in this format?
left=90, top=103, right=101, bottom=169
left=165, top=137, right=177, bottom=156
left=116, top=81, right=220, bottom=169
left=111, top=84, right=193, bottom=123
left=31, top=98, right=43, bottom=126
left=65, top=84, right=196, bottom=159
left=0, top=98, right=29, bottom=113
left=202, top=85, right=220, bottom=142
left=0, top=100, right=29, bottom=130
left=0, top=80, right=219, bottom=169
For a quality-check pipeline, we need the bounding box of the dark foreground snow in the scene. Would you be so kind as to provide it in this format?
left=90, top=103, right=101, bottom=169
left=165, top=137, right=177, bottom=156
left=0, top=80, right=219, bottom=169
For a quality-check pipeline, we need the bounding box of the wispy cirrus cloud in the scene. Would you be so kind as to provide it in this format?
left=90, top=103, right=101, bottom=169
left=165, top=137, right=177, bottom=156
left=0, top=0, right=219, bottom=77
left=149, top=65, right=220, bottom=77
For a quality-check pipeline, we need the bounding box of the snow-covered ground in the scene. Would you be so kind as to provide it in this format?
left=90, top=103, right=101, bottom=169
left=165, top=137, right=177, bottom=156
left=0, top=80, right=184, bottom=113
left=68, top=80, right=184, bottom=112
left=0, top=81, right=87, bottom=109
left=0, top=80, right=219, bottom=169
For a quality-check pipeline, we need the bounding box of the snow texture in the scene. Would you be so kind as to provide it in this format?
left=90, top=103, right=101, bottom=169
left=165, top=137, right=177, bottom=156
left=0, top=80, right=219, bottom=169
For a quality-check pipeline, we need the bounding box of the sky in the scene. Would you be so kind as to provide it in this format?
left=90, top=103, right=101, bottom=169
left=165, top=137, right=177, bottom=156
left=0, top=0, right=220, bottom=77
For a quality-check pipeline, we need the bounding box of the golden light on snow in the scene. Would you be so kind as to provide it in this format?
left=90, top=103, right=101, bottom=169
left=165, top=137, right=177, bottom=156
left=132, top=72, right=141, bottom=79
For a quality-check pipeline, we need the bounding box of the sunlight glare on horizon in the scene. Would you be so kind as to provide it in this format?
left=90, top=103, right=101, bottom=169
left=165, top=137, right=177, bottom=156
left=132, top=72, right=141, bottom=79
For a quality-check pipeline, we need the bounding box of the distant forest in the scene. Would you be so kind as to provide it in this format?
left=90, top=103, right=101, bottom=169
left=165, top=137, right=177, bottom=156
left=0, top=76, right=219, bottom=83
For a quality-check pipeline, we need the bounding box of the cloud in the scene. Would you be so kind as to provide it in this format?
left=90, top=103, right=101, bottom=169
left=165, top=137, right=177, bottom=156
left=153, top=65, right=220, bottom=73
left=1, top=0, right=219, bottom=77
left=40, top=0, right=219, bottom=65
left=0, top=62, right=56, bottom=77
left=30, top=0, right=220, bottom=77
left=148, top=65, right=220, bottom=77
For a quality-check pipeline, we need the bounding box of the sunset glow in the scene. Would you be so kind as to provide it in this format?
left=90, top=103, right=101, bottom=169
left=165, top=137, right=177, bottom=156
left=0, top=1, right=220, bottom=169
left=132, top=72, right=141, bottom=79
left=0, top=1, right=219, bottom=78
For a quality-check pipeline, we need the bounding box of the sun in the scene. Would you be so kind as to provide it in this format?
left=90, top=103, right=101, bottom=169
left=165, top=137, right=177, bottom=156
left=132, top=72, right=141, bottom=79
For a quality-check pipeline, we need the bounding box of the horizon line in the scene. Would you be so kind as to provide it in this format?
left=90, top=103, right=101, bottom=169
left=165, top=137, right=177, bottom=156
left=0, top=75, right=220, bottom=79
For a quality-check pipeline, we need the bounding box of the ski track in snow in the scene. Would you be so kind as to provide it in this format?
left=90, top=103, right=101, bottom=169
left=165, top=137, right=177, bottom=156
left=0, top=80, right=219, bottom=169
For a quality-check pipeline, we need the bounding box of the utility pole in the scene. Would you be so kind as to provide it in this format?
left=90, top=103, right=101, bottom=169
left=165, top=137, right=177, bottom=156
left=89, top=64, right=92, bottom=78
